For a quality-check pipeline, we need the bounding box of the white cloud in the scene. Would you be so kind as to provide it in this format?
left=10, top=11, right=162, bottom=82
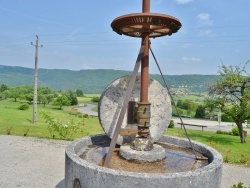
left=197, top=13, right=214, bottom=26
left=175, top=0, right=193, bottom=5
left=182, top=56, right=201, bottom=63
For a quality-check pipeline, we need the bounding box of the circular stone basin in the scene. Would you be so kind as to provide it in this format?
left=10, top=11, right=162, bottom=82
left=65, top=134, right=223, bottom=188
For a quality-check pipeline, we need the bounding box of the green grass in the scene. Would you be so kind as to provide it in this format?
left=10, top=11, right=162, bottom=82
left=1, top=98, right=250, bottom=166
left=167, top=127, right=250, bottom=166
left=0, top=98, right=103, bottom=139
left=77, top=94, right=101, bottom=104
left=172, top=94, right=205, bottom=104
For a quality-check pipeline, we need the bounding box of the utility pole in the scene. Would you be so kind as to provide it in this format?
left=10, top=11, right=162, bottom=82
left=31, top=35, right=43, bottom=123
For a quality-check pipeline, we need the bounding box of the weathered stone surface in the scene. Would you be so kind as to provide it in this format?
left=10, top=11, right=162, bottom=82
left=98, top=76, right=172, bottom=145
left=119, top=144, right=166, bottom=162
left=65, top=134, right=223, bottom=188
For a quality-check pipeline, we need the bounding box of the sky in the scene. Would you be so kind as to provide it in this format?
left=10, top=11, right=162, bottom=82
left=0, top=0, right=249, bottom=75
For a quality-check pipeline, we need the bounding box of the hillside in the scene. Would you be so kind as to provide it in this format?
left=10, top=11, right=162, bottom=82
left=0, top=65, right=219, bottom=94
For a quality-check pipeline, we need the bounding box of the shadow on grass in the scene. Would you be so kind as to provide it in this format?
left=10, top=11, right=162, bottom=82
left=51, top=107, right=63, bottom=110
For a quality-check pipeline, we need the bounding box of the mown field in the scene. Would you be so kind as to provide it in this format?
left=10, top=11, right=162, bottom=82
left=0, top=96, right=249, bottom=166
left=0, top=97, right=103, bottom=139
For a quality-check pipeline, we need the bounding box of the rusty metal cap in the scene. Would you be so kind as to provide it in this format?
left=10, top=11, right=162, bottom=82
left=111, top=13, right=181, bottom=38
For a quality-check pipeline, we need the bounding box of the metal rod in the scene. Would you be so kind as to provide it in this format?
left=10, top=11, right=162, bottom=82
left=149, top=46, right=199, bottom=159
left=140, top=33, right=150, bottom=103
left=103, top=47, right=144, bottom=167
left=140, top=0, right=150, bottom=103
left=142, top=0, right=150, bottom=13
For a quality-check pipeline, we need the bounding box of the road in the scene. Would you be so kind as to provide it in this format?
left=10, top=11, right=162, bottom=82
left=77, top=104, right=98, bottom=116
left=173, top=117, right=250, bottom=134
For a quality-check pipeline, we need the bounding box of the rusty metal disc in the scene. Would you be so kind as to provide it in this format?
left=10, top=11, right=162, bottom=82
left=111, top=13, right=181, bottom=38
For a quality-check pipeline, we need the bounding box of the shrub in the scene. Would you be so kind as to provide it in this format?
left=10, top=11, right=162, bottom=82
left=83, top=114, right=89, bottom=118
left=221, top=113, right=234, bottom=122
left=18, top=103, right=29, bottom=110
left=195, top=105, right=205, bottom=119
left=231, top=182, right=248, bottom=188
left=40, top=111, right=84, bottom=140
left=168, top=120, right=175, bottom=128
left=77, top=114, right=83, bottom=118
left=216, top=130, right=230, bottom=135
left=91, top=97, right=100, bottom=103
left=232, top=127, right=240, bottom=136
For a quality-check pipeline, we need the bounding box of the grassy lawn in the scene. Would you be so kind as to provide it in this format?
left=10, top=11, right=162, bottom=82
left=172, top=94, right=205, bottom=104
left=1, top=98, right=249, bottom=166
left=0, top=98, right=103, bottom=139
left=167, top=128, right=250, bottom=166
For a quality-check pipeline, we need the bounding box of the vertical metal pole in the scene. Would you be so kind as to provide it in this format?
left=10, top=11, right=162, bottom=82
left=33, top=35, right=39, bottom=123
left=140, top=33, right=150, bottom=103
left=142, top=0, right=150, bottom=12
left=218, top=107, right=221, bottom=130
left=140, top=0, right=150, bottom=103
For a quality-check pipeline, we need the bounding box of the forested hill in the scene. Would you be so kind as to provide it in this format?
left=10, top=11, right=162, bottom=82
left=0, top=65, right=219, bottom=94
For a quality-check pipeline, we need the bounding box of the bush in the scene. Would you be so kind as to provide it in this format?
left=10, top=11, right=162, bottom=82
left=221, top=113, right=234, bottom=122
left=168, top=120, right=175, bottom=128
left=195, top=105, right=205, bottom=119
left=83, top=114, right=89, bottom=118
left=231, top=182, right=248, bottom=188
left=216, top=130, right=230, bottom=135
left=40, top=111, right=84, bottom=140
left=91, top=97, right=100, bottom=103
left=232, top=127, right=240, bottom=136
left=18, top=103, right=30, bottom=110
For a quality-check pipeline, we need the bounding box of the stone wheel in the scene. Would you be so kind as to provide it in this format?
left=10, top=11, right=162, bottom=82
left=98, top=75, right=172, bottom=145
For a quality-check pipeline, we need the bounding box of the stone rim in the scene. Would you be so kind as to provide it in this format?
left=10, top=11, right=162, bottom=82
left=66, top=134, right=223, bottom=178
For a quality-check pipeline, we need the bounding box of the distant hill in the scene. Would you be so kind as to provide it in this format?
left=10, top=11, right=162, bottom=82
left=0, top=65, right=219, bottom=94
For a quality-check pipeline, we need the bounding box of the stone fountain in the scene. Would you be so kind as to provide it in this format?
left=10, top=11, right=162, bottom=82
left=65, top=1, right=223, bottom=187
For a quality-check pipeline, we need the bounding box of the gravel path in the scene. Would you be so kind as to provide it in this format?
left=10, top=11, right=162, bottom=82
left=0, top=135, right=249, bottom=188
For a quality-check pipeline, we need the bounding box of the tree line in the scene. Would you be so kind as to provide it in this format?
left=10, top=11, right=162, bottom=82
left=0, top=84, right=84, bottom=109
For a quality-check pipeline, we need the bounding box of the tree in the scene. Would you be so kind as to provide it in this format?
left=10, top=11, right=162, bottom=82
left=38, top=95, right=48, bottom=107
left=53, top=95, right=70, bottom=109
left=195, top=105, right=205, bottom=119
left=25, top=94, right=34, bottom=104
left=208, top=62, right=250, bottom=143
left=9, top=86, right=32, bottom=102
left=66, top=90, right=78, bottom=105
left=9, top=88, right=21, bottom=102
left=0, top=84, right=9, bottom=92
left=76, top=89, right=84, bottom=97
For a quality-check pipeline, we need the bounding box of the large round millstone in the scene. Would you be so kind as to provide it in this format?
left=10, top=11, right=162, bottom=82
left=98, top=75, right=172, bottom=145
